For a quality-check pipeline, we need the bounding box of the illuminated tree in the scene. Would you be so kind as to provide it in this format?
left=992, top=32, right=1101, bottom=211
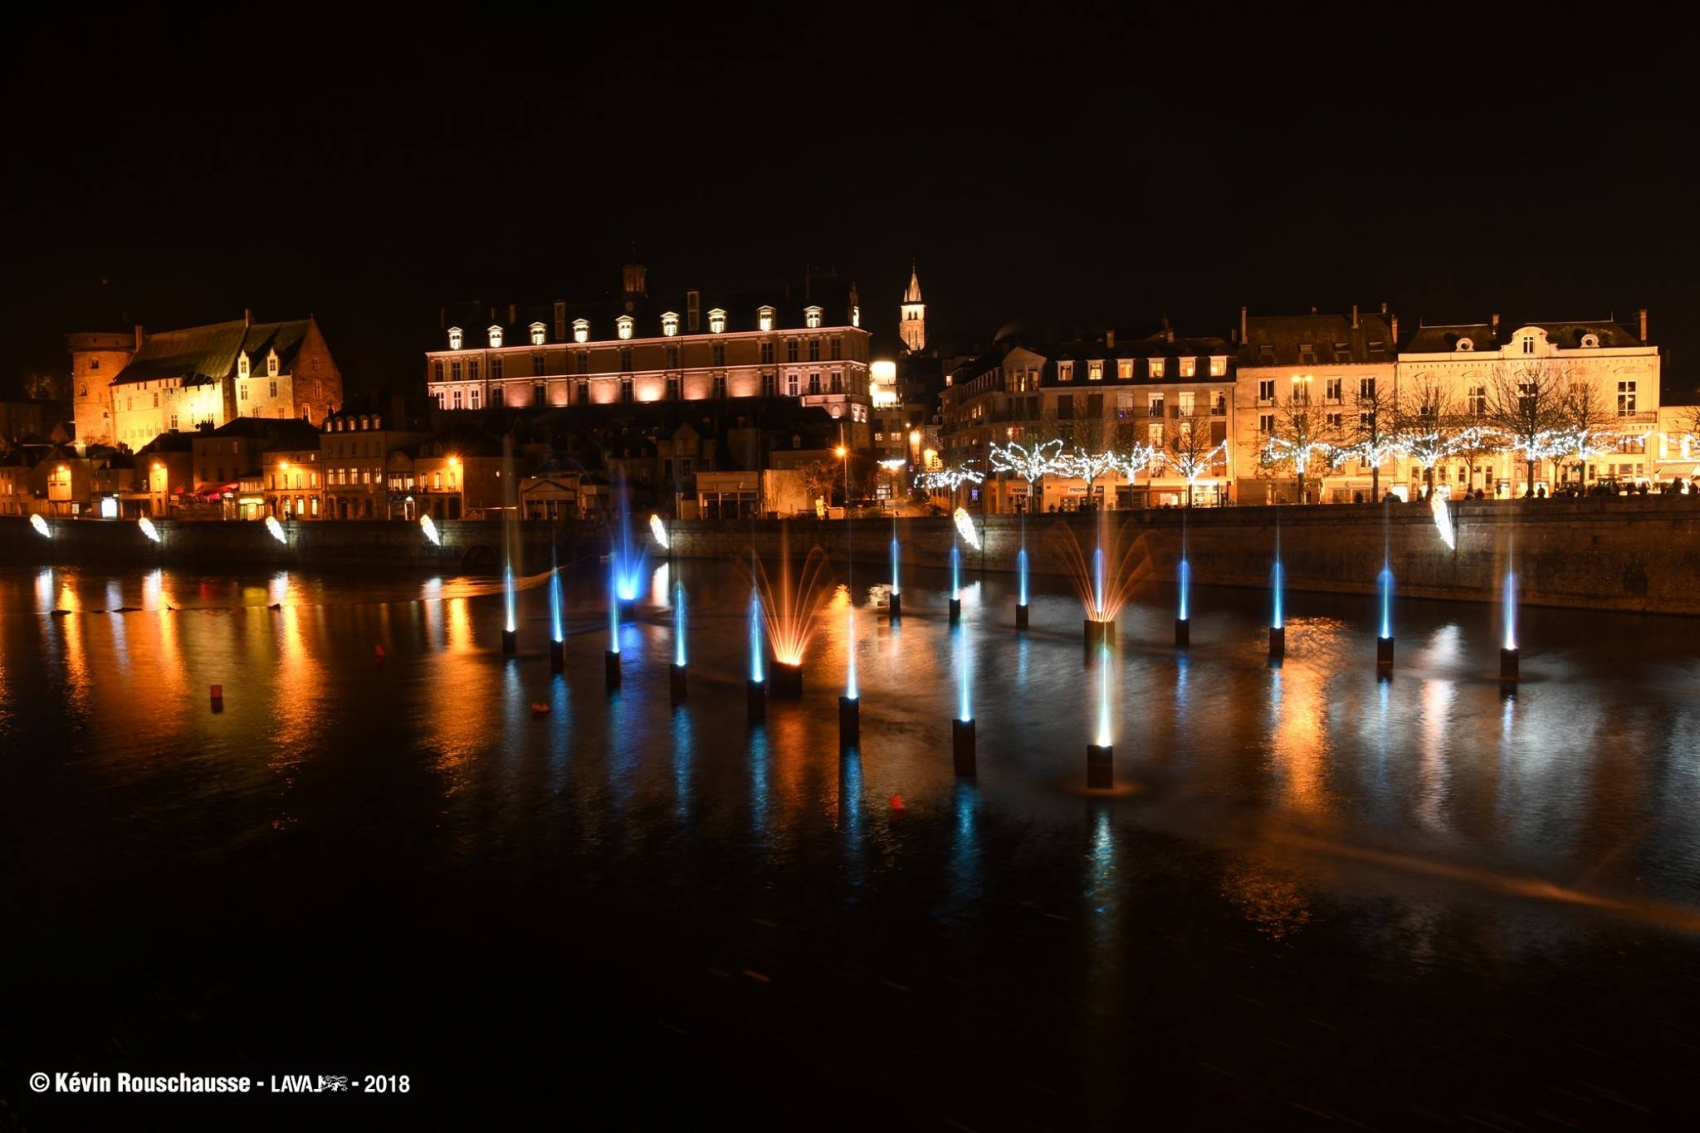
left=1489, top=361, right=1569, bottom=497
left=1259, top=390, right=1338, bottom=503
left=1164, top=419, right=1227, bottom=508
left=988, top=438, right=1065, bottom=510
left=1347, top=378, right=1398, bottom=503
left=1394, top=379, right=1459, bottom=496
left=1549, top=379, right=1616, bottom=488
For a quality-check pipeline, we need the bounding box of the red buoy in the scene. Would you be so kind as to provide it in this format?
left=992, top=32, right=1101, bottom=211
left=889, top=794, right=904, bottom=811
left=374, top=644, right=386, bottom=658
left=210, top=684, right=224, bottom=713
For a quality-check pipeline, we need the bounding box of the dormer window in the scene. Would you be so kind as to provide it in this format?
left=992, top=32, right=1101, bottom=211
left=530, top=322, right=547, bottom=346
left=1581, top=333, right=1600, bottom=348
left=616, top=315, right=634, bottom=340
left=708, top=308, right=727, bottom=334
left=572, top=319, right=589, bottom=344
left=1179, top=358, right=1196, bottom=379
left=448, top=327, right=464, bottom=350
left=1209, top=356, right=1227, bottom=377
left=758, top=306, right=775, bottom=332
left=1455, top=337, right=1474, bottom=352
left=851, top=305, right=861, bottom=329
left=1148, top=358, right=1165, bottom=379
left=662, top=312, right=680, bottom=337
left=488, top=325, right=504, bottom=348
left=804, top=306, right=823, bottom=329
left=267, top=352, right=278, bottom=377
left=238, top=354, right=250, bottom=378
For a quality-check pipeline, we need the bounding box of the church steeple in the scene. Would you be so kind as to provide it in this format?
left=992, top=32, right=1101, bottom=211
left=899, top=257, right=926, bottom=353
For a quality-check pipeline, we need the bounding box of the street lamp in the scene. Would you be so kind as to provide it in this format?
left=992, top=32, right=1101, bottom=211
left=447, top=455, right=463, bottom=519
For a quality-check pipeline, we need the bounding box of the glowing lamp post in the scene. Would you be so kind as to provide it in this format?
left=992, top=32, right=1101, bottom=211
left=670, top=579, right=688, bottom=705
left=1087, top=640, right=1114, bottom=789
left=951, top=622, right=975, bottom=778
left=1501, top=560, right=1519, bottom=683
left=839, top=607, right=859, bottom=751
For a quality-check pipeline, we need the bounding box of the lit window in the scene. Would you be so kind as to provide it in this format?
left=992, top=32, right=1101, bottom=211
left=1617, top=380, right=1637, bottom=416
left=448, top=327, right=463, bottom=350
left=1178, top=391, right=1195, bottom=416
left=238, top=355, right=250, bottom=377
left=530, top=322, right=546, bottom=346
left=1088, top=360, right=1104, bottom=381
left=758, top=306, right=775, bottom=332
left=1117, top=360, right=1133, bottom=380
left=1148, top=392, right=1165, bottom=416
left=572, top=319, right=589, bottom=344
left=1179, top=358, right=1196, bottom=378
left=1209, top=356, right=1227, bottom=377
left=662, top=312, right=679, bottom=337
left=616, top=316, right=634, bottom=340
left=488, top=325, right=503, bottom=348
left=804, top=306, right=823, bottom=329
left=1058, top=362, right=1074, bottom=382
left=851, top=305, right=861, bottom=328
left=1149, top=358, right=1165, bottom=379
left=709, top=308, right=727, bottom=334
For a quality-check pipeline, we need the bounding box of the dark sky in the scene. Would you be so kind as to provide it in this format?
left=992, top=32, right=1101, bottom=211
left=4, top=3, right=1697, bottom=399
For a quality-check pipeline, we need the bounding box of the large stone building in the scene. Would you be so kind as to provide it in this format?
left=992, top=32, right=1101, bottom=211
left=423, top=264, right=874, bottom=447
left=70, top=313, right=343, bottom=452
left=1395, top=311, right=1660, bottom=496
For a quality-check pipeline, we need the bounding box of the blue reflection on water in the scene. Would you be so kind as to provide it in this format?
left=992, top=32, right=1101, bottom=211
left=944, top=781, right=981, bottom=920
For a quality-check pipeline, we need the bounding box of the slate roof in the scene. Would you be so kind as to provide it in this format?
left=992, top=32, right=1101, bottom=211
left=201, top=417, right=323, bottom=450
left=112, top=318, right=314, bottom=388
left=1403, top=318, right=1645, bottom=354
left=1239, top=312, right=1397, bottom=366
left=440, top=272, right=863, bottom=347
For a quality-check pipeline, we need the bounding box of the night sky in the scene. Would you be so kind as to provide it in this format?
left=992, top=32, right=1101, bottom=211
left=4, top=4, right=1696, bottom=399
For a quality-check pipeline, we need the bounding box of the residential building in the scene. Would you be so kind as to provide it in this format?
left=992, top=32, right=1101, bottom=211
left=191, top=417, right=323, bottom=519
left=321, top=407, right=431, bottom=520
left=1235, top=305, right=1399, bottom=504
left=1396, top=311, right=1661, bottom=496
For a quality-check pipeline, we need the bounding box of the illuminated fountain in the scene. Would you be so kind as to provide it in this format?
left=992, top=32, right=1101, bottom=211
left=952, top=619, right=975, bottom=777
left=609, top=471, right=645, bottom=615
left=1376, top=512, right=1394, bottom=675
left=1057, top=509, right=1149, bottom=656
left=670, top=578, right=688, bottom=704
left=746, top=577, right=766, bottom=723
left=749, top=523, right=833, bottom=699
left=1500, top=544, right=1519, bottom=682
left=1015, top=511, right=1030, bottom=629
left=548, top=539, right=566, bottom=673
left=1174, top=512, right=1191, bottom=647
left=500, top=435, right=519, bottom=656
left=948, top=538, right=962, bottom=625
left=839, top=598, right=859, bottom=750
left=888, top=518, right=901, bottom=624
left=604, top=558, right=622, bottom=691
left=1268, top=517, right=1285, bottom=664
left=1087, top=639, right=1114, bottom=788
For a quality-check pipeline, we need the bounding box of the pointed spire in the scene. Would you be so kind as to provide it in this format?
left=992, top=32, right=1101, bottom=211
left=904, top=258, right=923, bottom=304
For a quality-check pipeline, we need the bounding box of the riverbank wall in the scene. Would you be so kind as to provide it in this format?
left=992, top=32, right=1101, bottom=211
left=5, top=498, right=1697, bottom=615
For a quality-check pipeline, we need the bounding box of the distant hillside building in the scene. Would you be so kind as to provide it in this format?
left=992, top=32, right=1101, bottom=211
left=424, top=264, right=874, bottom=448
left=69, top=313, right=343, bottom=452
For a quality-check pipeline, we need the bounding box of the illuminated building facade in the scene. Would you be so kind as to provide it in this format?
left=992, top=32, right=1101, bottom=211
left=424, top=264, right=874, bottom=448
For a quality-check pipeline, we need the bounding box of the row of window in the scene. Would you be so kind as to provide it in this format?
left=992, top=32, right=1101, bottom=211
left=448, top=304, right=855, bottom=350
left=434, top=338, right=844, bottom=382
left=236, top=354, right=280, bottom=378
left=1255, top=377, right=1641, bottom=417
left=1057, top=357, right=1230, bottom=382
left=236, top=381, right=281, bottom=401
left=1253, top=341, right=1387, bottom=364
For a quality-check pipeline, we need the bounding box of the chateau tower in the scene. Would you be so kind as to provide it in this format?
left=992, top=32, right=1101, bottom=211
left=68, top=328, right=138, bottom=450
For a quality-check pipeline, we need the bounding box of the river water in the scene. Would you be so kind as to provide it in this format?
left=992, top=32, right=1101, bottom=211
left=2, top=556, right=1699, bottom=1128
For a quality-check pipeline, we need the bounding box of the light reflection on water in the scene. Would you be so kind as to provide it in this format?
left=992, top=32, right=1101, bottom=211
left=7, top=561, right=1700, bottom=962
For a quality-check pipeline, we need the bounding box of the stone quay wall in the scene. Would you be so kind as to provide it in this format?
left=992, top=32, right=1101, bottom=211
left=5, top=498, right=1697, bottom=615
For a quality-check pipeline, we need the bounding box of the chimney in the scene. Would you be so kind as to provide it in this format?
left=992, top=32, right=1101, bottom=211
left=1490, top=312, right=1500, bottom=338
left=1105, top=329, right=1115, bottom=348
left=1639, top=308, right=1648, bottom=343
left=508, top=302, right=517, bottom=326
left=1351, top=304, right=1359, bottom=329
left=134, top=324, right=144, bottom=352
left=1380, top=301, right=1389, bottom=315
left=1391, top=314, right=1399, bottom=344
left=1240, top=305, right=1248, bottom=342
left=554, top=301, right=566, bottom=342
left=244, top=308, right=253, bottom=328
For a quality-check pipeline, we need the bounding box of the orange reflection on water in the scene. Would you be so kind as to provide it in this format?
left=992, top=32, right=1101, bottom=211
left=271, top=605, right=328, bottom=767
left=1267, top=653, right=1331, bottom=818
left=1221, top=858, right=1314, bottom=943
left=427, top=597, right=498, bottom=792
